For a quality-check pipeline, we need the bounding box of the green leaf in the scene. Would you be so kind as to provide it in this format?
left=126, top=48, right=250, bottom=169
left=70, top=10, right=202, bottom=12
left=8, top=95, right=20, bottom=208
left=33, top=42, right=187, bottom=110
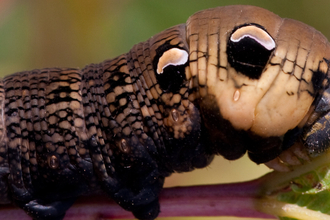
left=255, top=151, right=330, bottom=220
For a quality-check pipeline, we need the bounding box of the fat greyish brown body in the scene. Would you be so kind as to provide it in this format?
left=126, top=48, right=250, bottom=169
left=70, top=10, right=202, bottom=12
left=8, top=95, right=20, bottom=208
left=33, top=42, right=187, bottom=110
left=1, top=5, right=330, bottom=220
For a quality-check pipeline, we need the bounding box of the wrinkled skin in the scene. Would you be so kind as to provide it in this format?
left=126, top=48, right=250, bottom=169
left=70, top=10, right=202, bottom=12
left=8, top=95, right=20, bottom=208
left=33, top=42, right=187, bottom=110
left=0, top=5, right=330, bottom=220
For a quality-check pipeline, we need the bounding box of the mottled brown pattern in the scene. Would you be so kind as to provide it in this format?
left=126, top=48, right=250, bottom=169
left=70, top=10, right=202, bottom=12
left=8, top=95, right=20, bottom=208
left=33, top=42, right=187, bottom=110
left=0, top=5, right=330, bottom=220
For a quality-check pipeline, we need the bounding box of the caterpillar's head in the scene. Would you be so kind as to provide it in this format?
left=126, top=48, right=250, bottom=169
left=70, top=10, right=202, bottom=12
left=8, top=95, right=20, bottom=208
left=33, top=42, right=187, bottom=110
left=140, top=5, right=330, bottom=170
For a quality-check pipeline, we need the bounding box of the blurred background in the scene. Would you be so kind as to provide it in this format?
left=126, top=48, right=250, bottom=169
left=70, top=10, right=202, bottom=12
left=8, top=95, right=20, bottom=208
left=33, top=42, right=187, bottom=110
left=0, top=0, right=330, bottom=219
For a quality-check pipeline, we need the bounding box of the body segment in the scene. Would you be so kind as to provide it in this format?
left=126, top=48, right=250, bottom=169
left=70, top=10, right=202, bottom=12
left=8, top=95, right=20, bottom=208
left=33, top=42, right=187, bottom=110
left=0, top=5, right=330, bottom=220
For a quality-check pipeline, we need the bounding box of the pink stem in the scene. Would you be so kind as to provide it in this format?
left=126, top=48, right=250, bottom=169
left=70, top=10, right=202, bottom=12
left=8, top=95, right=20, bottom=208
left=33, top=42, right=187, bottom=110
left=0, top=178, right=276, bottom=220
left=158, top=179, right=274, bottom=219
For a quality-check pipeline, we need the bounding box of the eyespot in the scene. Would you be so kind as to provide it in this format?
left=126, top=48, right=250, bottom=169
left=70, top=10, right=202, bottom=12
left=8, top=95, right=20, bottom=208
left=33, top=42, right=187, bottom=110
left=154, top=47, right=189, bottom=92
left=227, top=24, right=276, bottom=79
left=157, top=48, right=188, bottom=74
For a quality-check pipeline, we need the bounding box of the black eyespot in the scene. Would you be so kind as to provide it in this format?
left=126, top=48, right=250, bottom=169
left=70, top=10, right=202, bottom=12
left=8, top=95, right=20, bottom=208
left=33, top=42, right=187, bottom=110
left=153, top=45, right=189, bottom=92
left=227, top=23, right=276, bottom=79
left=157, top=64, right=187, bottom=92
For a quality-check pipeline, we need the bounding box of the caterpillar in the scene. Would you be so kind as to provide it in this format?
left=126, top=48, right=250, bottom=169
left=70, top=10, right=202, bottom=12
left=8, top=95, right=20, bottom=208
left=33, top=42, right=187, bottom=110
left=0, top=5, right=330, bottom=220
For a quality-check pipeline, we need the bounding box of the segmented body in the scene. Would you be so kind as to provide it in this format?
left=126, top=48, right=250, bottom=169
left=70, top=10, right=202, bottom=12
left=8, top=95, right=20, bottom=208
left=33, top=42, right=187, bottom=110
left=1, top=5, right=330, bottom=220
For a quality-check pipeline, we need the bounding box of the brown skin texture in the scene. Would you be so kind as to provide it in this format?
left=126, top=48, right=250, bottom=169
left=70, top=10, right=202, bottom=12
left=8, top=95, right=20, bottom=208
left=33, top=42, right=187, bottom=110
left=1, top=4, right=330, bottom=220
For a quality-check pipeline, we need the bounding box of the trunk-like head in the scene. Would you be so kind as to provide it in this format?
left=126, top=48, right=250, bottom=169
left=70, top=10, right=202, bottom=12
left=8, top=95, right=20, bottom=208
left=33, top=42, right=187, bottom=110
left=131, top=5, right=330, bottom=169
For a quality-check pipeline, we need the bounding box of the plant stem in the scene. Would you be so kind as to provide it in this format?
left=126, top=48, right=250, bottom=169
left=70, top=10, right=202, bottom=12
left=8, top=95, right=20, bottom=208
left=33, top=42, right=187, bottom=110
left=56, top=178, right=277, bottom=219
left=157, top=179, right=275, bottom=219
left=0, top=178, right=276, bottom=220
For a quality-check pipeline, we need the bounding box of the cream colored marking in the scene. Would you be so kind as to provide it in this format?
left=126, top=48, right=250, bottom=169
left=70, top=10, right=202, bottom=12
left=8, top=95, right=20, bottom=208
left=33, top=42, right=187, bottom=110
left=70, top=83, right=80, bottom=90
left=231, top=26, right=276, bottom=50
left=59, top=121, right=71, bottom=129
left=48, top=155, right=59, bottom=169
left=74, top=118, right=84, bottom=127
left=233, top=90, right=240, bottom=102
left=60, top=92, right=66, bottom=98
left=124, top=76, right=131, bottom=84
left=114, top=86, right=123, bottom=95
left=140, top=105, right=150, bottom=118
left=171, top=94, right=182, bottom=105
left=206, top=28, right=219, bottom=95
left=187, top=34, right=198, bottom=79
left=59, top=81, right=69, bottom=87
left=70, top=101, right=80, bottom=109
left=305, top=122, right=324, bottom=138
left=119, top=98, right=127, bottom=106
left=282, top=60, right=294, bottom=74
left=60, top=74, right=69, bottom=80
left=71, top=91, right=82, bottom=101
left=52, top=133, right=64, bottom=143
left=59, top=110, right=67, bottom=118
left=156, top=48, right=188, bottom=74
left=109, top=104, right=116, bottom=113
left=171, top=109, right=179, bottom=122
left=123, top=107, right=131, bottom=116
left=150, top=87, right=159, bottom=100
left=124, top=84, right=134, bottom=93
left=106, top=93, right=115, bottom=103
left=320, top=59, right=328, bottom=73
left=116, top=113, right=125, bottom=124
left=197, top=16, right=209, bottom=97
left=120, top=139, right=129, bottom=153
left=122, top=127, right=132, bottom=137
left=48, top=115, right=57, bottom=125
left=57, top=102, right=69, bottom=110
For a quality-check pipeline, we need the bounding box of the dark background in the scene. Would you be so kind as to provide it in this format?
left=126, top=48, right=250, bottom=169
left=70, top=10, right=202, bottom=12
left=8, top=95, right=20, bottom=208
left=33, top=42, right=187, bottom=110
left=0, top=1, right=329, bottom=219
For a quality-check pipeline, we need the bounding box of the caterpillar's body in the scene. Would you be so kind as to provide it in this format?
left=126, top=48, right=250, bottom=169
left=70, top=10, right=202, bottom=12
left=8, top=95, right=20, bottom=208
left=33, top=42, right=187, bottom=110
left=1, top=5, right=330, bottom=220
